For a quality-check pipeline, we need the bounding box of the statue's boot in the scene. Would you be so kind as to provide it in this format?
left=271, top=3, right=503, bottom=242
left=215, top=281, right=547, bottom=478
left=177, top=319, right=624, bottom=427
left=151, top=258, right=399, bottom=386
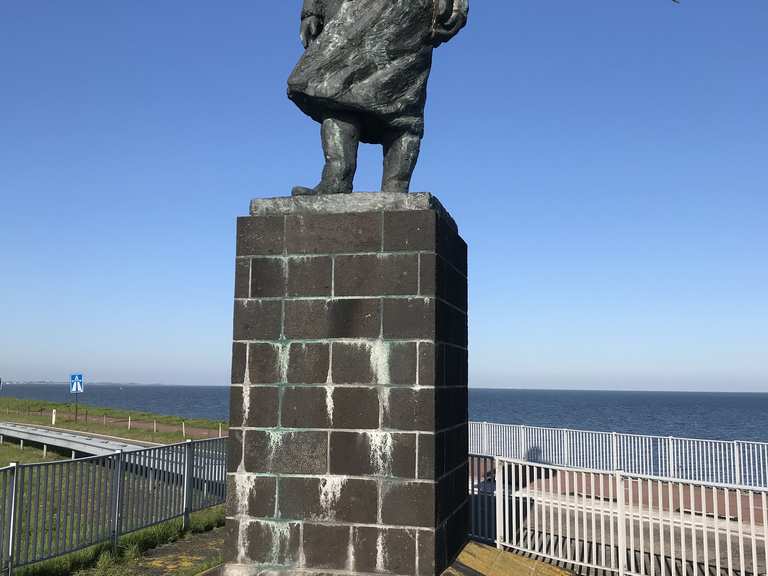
left=292, top=116, right=361, bottom=196
left=381, top=131, right=422, bottom=194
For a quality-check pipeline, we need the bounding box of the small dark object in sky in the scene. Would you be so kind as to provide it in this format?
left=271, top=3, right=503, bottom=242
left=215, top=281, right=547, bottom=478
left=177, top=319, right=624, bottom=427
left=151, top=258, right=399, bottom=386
left=288, top=0, right=469, bottom=195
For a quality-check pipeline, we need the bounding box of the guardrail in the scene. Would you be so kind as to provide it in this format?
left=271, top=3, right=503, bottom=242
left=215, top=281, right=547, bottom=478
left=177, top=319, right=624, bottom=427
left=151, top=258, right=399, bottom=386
left=477, top=456, right=768, bottom=576
left=470, top=422, right=768, bottom=489
left=0, top=437, right=226, bottom=574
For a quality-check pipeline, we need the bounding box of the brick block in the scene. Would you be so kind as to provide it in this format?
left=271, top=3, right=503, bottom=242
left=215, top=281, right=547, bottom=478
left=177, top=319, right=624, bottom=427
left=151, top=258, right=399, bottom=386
left=284, top=299, right=380, bottom=339
left=334, top=254, right=418, bottom=296
left=417, top=530, right=439, bottom=576
left=384, top=388, right=435, bottom=432
left=231, top=342, right=246, bottom=384
left=245, top=520, right=300, bottom=564
left=287, top=342, right=330, bottom=384
left=383, top=210, right=436, bottom=252
left=418, top=342, right=435, bottom=387
left=446, top=502, right=469, bottom=564
left=437, top=217, right=468, bottom=276
left=227, top=429, right=243, bottom=473
left=286, top=212, right=381, bottom=254
left=243, top=430, right=328, bottom=475
left=225, top=474, right=276, bottom=518
left=331, top=342, right=373, bottom=384
left=388, top=341, right=417, bottom=384
left=353, top=526, right=417, bottom=574
left=329, top=431, right=415, bottom=478
left=302, top=523, right=351, bottom=570
left=233, top=300, right=282, bottom=341
left=436, top=301, right=467, bottom=348
left=279, top=476, right=377, bottom=523
left=381, top=481, right=436, bottom=528
left=419, top=254, right=467, bottom=311
left=223, top=519, right=239, bottom=563
left=435, top=387, right=462, bottom=430
left=250, top=257, right=286, bottom=298
left=383, top=298, right=435, bottom=340
left=230, top=386, right=279, bottom=428
left=331, top=387, right=379, bottom=429
left=281, top=387, right=331, bottom=428
left=234, top=259, right=250, bottom=299
left=237, top=216, right=284, bottom=256
left=287, top=256, right=332, bottom=297
left=248, top=343, right=281, bottom=384
left=418, top=433, right=435, bottom=480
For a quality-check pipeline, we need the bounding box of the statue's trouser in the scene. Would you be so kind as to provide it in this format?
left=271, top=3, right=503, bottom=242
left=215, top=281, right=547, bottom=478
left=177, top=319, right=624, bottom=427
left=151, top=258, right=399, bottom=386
left=318, top=116, right=360, bottom=195
left=382, top=130, right=421, bottom=194
left=315, top=115, right=421, bottom=194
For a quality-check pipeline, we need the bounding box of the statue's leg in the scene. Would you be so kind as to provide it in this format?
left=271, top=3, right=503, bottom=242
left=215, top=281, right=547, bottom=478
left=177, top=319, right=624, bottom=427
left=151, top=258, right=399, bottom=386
left=381, top=131, right=421, bottom=194
left=293, top=116, right=361, bottom=196
left=318, top=116, right=360, bottom=194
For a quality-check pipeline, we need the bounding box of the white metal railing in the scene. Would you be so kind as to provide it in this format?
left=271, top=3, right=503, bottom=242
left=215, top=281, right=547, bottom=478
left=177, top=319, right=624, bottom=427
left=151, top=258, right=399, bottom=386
left=488, top=457, right=768, bottom=576
left=469, top=422, right=768, bottom=489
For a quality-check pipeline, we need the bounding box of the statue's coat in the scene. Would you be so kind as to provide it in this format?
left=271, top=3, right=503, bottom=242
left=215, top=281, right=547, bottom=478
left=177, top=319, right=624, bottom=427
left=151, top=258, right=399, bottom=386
left=288, top=0, right=434, bottom=144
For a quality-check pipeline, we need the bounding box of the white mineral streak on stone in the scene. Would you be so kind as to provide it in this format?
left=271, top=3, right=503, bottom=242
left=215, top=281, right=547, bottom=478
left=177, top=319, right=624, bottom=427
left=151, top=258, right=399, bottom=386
left=234, top=475, right=258, bottom=563
left=345, top=526, right=356, bottom=572
left=222, top=564, right=260, bottom=576
left=369, top=340, right=390, bottom=385
left=318, top=476, right=346, bottom=519
left=235, top=474, right=256, bottom=516
left=236, top=517, right=252, bottom=564
left=298, top=524, right=306, bottom=567
left=242, top=345, right=252, bottom=426
left=376, top=531, right=386, bottom=572
left=367, top=431, right=393, bottom=475
left=326, top=344, right=333, bottom=384
left=267, top=431, right=284, bottom=467
left=269, top=522, right=291, bottom=564
left=279, top=343, right=291, bottom=383
left=325, top=386, right=334, bottom=425
left=379, top=387, right=391, bottom=422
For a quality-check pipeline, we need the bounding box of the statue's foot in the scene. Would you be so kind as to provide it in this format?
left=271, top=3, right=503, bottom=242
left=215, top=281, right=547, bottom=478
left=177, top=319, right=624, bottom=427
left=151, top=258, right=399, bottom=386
left=292, top=186, right=317, bottom=196
left=292, top=183, right=353, bottom=196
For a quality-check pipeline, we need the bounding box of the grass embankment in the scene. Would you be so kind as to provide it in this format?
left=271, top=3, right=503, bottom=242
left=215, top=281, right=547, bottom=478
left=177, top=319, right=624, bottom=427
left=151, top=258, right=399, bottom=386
left=17, top=505, right=225, bottom=576
left=0, top=441, right=65, bottom=467
left=0, top=397, right=227, bottom=445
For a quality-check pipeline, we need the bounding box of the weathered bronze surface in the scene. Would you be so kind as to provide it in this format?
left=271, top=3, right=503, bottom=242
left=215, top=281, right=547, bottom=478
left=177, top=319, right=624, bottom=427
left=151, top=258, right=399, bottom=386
left=288, top=0, right=468, bottom=195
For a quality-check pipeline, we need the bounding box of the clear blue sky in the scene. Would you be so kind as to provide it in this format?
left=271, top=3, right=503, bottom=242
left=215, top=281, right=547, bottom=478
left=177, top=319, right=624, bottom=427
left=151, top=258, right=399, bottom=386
left=1, top=1, right=766, bottom=391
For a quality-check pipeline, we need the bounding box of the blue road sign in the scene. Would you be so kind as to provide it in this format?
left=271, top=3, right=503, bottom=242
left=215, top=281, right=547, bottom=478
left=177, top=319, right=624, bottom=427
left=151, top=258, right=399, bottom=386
left=70, top=374, right=84, bottom=394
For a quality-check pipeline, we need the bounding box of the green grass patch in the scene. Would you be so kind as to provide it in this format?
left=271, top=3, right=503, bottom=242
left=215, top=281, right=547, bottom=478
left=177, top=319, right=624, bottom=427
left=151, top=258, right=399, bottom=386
left=0, top=396, right=227, bottom=445
left=0, top=440, right=65, bottom=467
left=17, top=506, right=225, bottom=576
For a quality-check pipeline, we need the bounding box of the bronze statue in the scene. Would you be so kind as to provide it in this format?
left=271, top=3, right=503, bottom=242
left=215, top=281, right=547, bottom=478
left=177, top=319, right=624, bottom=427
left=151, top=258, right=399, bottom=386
left=288, top=0, right=469, bottom=195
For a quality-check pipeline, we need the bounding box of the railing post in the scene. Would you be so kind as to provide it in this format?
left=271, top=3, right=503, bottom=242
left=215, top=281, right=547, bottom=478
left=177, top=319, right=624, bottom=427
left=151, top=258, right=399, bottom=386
left=110, top=450, right=124, bottom=552
left=6, top=463, right=18, bottom=576
left=733, top=441, right=742, bottom=485
left=667, top=437, right=675, bottom=477
left=182, top=439, right=194, bottom=530
left=564, top=428, right=571, bottom=467
left=612, top=432, right=619, bottom=471
left=521, top=425, right=528, bottom=461
left=495, top=458, right=504, bottom=549
left=615, top=470, right=627, bottom=576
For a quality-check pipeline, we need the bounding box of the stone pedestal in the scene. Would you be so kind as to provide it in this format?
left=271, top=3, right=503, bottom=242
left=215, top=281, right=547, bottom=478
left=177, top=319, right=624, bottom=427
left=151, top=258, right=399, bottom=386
left=224, top=193, right=468, bottom=576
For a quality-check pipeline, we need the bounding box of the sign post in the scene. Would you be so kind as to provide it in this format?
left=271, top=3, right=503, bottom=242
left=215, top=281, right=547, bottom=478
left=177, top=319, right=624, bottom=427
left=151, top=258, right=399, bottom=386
left=69, top=374, right=84, bottom=423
